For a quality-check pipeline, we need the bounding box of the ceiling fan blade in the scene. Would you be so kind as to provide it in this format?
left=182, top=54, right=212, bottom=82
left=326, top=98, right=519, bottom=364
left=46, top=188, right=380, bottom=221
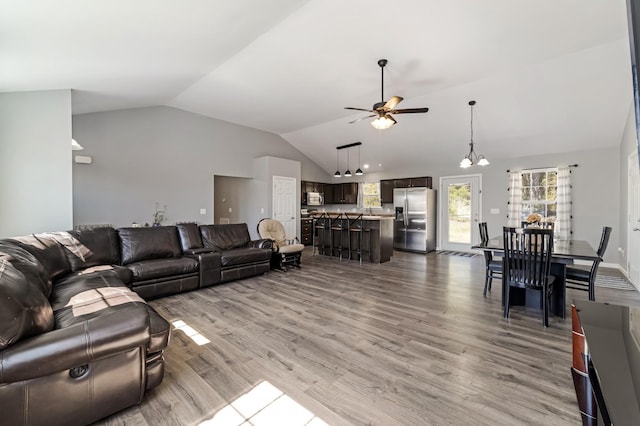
left=348, top=114, right=376, bottom=124
left=390, top=107, right=429, bottom=114
left=383, top=96, right=403, bottom=110
left=385, top=114, right=397, bottom=124
left=345, top=107, right=374, bottom=112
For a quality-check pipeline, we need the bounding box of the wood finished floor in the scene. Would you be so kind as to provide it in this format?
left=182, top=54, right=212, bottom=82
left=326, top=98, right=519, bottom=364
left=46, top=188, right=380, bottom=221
left=95, top=249, right=640, bottom=426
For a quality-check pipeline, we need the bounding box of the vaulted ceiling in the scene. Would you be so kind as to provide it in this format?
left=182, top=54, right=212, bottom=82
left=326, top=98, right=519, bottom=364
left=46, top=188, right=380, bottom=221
left=1, top=0, right=633, bottom=175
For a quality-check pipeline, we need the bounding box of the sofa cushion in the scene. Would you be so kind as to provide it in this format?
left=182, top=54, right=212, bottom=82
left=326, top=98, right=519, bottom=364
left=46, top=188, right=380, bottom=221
left=62, top=227, right=120, bottom=271
left=0, top=240, right=51, bottom=296
left=176, top=222, right=203, bottom=252
left=0, top=254, right=54, bottom=350
left=200, top=223, right=250, bottom=251
left=127, top=257, right=199, bottom=282
left=220, top=247, right=272, bottom=267
left=9, top=233, right=71, bottom=282
left=118, top=226, right=182, bottom=265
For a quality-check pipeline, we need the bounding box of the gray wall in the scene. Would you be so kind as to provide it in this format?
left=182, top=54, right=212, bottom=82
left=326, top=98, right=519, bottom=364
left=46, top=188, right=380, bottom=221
left=335, top=145, right=621, bottom=263
left=72, top=106, right=328, bottom=228
left=0, top=90, right=73, bottom=237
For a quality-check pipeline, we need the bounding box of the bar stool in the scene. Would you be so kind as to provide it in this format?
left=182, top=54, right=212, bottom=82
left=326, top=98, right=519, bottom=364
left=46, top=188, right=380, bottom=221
left=329, top=213, right=346, bottom=260
left=311, top=213, right=328, bottom=256
left=346, top=213, right=371, bottom=265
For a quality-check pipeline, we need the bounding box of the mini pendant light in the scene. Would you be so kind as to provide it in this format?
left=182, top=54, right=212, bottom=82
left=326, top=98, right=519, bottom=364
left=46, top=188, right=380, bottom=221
left=344, top=149, right=352, bottom=177
left=334, top=149, right=341, bottom=177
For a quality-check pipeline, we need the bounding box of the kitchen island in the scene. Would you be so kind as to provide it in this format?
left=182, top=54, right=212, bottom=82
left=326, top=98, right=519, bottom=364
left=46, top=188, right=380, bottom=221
left=311, top=213, right=393, bottom=263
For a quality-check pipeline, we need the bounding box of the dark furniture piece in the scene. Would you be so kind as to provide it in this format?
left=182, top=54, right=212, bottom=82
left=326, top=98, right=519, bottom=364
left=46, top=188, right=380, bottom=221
left=503, top=227, right=556, bottom=327
left=199, top=223, right=273, bottom=282
left=300, top=218, right=313, bottom=245
left=0, top=222, right=273, bottom=425
left=311, top=213, right=329, bottom=256
left=325, top=183, right=358, bottom=204
left=346, top=213, right=371, bottom=265
left=565, top=226, right=612, bottom=301
left=478, top=222, right=502, bottom=297
left=257, top=218, right=304, bottom=271
left=574, top=300, right=640, bottom=425
left=0, top=228, right=171, bottom=426
left=329, top=213, right=346, bottom=260
left=473, top=237, right=599, bottom=319
left=570, top=303, right=597, bottom=425
left=380, top=176, right=432, bottom=203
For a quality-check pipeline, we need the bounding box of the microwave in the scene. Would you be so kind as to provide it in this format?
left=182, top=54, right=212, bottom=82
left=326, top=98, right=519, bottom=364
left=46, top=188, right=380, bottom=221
left=305, top=191, right=324, bottom=206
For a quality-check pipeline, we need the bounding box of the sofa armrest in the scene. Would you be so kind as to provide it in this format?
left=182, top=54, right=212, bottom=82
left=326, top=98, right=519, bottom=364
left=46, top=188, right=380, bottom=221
left=183, top=248, right=213, bottom=255
left=184, top=251, right=221, bottom=287
left=248, top=239, right=273, bottom=250
left=0, top=304, right=150, bottom=383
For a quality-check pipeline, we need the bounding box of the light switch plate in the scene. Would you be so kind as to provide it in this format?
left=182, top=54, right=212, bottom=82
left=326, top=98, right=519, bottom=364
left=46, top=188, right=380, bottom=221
left=199, top=208, right=206, bottom=215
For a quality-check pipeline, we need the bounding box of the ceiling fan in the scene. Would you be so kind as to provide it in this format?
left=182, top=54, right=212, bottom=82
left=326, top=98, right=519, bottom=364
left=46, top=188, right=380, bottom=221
left=345, top=59, right=429, bottom=129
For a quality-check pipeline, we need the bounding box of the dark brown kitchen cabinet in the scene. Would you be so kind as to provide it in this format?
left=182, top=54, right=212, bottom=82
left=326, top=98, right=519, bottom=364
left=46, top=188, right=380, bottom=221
left=300, top=218, right=313, bottom=245
left=327, top=183, right=358, bottom=204
left=341, top=182, right=358, bottom=204
left=380, top=180, right=395, bottom=204
left=301, top=181, right=326, bottom=204
left=380, top=176, right=432, bottom=203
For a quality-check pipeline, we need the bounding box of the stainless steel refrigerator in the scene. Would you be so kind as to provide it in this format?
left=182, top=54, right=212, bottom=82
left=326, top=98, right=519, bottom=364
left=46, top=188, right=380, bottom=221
left=393, top=187, right=436, bottom=253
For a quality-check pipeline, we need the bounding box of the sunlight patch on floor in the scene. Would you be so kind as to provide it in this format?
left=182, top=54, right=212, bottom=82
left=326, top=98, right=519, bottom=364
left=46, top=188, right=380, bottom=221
left=172, top=320, right=210, bottom=345
left=199, top=381, right=328, bottom=426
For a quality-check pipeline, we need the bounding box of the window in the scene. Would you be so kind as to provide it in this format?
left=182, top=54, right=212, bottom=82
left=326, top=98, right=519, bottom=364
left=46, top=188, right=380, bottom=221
left=361, top=182, right=382, bottom=209
left=521, top=169, right=557, bottom=221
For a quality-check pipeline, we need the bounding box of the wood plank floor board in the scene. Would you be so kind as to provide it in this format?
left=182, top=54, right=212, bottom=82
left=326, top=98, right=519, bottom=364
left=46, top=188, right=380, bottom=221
left=94, top=249, right=640, bottom=425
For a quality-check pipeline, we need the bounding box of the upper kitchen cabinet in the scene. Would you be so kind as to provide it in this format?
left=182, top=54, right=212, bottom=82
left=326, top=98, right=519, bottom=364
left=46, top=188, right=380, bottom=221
left=380, top=176, right=432, bottom=203
left=325, top=183, right=358, bottom=204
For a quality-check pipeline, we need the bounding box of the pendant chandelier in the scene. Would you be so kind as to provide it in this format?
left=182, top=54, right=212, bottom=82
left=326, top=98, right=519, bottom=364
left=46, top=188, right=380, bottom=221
left=460, top=100, right=489, bottom=168
left=335, top=142, right=363, bottom=177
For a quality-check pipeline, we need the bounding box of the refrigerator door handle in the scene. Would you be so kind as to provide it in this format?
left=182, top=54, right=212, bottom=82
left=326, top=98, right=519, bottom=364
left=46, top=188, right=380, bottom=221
left=404, top=198, right=409, bottom=227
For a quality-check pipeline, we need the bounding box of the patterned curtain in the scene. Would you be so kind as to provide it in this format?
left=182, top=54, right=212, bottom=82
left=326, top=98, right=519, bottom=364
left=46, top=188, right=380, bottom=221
left=555, top=166, right=572, bottom=240
left=507, top=171, right=522, bottom=227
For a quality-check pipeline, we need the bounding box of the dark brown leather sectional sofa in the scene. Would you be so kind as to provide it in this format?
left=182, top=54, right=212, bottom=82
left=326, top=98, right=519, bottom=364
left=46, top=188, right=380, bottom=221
left=0, top=222, right=272, bottom=425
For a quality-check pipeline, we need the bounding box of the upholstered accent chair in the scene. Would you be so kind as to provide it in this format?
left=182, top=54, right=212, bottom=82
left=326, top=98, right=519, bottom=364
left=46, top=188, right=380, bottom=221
left=257, top=219, right=305, bottom=271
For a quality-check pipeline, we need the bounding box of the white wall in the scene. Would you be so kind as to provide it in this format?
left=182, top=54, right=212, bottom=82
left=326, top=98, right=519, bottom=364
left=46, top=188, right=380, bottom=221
left=0, top=90, right=73, bottom=237
left=619, top=102, right=640, bottom=270
left=72, top=106, right=327, bottom=228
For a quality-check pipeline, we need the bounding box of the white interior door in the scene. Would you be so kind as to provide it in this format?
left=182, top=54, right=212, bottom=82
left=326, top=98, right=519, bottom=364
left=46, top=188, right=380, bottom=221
left=273, top=176, right=297, bottom=238
left=440, top=175, right=481, bottom=252
left=628, top=152, right=640, bottom=287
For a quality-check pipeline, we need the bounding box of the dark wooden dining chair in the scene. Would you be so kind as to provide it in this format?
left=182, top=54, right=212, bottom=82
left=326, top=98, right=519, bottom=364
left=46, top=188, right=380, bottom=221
left=565, top=226, right=612, bottom=301
left=478, top=222, right=502, bottom=297
left=503, top=226, right=555, bottom=327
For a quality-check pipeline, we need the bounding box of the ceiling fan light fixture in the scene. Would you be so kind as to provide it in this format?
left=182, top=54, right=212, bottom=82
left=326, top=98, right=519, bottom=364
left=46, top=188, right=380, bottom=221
left=370, top=116, right=395, bottom=130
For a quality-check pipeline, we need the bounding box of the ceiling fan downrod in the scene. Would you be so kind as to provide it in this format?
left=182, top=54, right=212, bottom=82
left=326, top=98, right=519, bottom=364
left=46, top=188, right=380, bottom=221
left=378, top=59, right=387, bottom=104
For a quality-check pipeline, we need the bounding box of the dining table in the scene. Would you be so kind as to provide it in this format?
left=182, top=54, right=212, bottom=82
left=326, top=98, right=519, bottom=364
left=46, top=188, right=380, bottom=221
left=473, top=237, right=600, bottom=319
